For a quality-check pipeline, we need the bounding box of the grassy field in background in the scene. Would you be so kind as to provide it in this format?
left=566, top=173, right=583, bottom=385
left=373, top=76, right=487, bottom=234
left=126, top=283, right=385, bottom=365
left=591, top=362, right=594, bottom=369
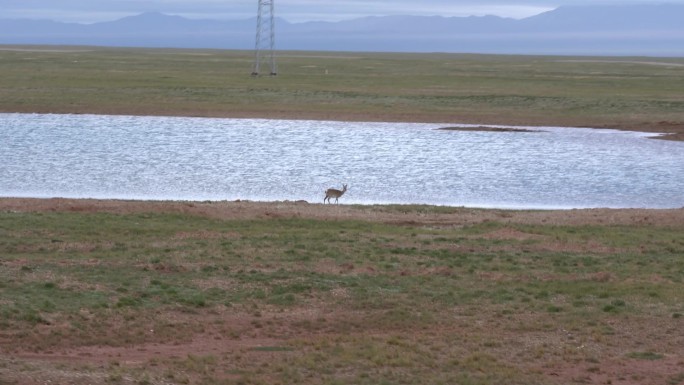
left=1, top=46, right=683, bottom=131
left=1, top=205, right=683, bottom=384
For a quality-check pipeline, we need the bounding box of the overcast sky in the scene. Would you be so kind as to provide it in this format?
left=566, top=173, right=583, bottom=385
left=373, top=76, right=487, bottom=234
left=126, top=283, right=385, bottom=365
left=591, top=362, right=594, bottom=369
left=1, top=0, right=682, bottom=23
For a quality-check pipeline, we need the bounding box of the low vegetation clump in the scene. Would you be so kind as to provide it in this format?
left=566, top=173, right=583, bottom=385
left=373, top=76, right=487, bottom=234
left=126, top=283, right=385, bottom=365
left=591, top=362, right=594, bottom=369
left=1, top=202, right=682, bottom=384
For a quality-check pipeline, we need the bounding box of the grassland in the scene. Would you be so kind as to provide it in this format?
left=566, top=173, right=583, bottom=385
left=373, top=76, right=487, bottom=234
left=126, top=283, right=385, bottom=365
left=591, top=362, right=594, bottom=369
left=1, top=46, right=683, bottom=139
left=1, top=45, right=683, bottom=383
left=1, top=199, right=683, bottom=384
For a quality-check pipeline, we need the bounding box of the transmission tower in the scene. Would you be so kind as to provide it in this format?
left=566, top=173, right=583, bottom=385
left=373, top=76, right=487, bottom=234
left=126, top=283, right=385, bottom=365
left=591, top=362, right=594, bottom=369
left=252, top=0, right=277, bottom=76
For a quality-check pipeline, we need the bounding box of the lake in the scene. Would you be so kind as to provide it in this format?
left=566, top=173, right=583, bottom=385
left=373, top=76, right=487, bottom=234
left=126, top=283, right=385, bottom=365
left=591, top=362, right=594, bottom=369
left=1, top=113, right=683, bottom=209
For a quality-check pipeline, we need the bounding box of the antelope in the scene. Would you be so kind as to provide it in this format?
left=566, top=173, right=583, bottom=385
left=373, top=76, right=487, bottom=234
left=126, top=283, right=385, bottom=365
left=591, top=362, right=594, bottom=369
left=324, top=184, right=347, bottom=204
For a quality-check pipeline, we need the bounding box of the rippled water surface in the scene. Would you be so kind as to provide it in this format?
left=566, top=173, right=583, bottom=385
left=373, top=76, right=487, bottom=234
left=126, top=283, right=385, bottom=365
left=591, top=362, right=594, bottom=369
left=2, top=113, right=683, bottom=208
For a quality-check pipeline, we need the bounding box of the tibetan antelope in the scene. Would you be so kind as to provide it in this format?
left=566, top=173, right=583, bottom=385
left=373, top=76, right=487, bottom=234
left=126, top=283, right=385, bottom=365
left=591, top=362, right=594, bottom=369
left=324, top=184, right=347, bottom=204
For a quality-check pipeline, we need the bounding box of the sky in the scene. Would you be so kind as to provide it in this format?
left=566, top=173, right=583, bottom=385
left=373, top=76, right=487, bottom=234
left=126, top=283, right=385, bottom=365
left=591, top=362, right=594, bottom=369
left=1, top=0, right=683, bottom=23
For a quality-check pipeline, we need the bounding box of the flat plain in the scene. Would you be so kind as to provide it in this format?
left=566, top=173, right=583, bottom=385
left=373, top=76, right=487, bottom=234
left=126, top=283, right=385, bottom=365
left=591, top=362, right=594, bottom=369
left=1, top=199, right=683, bottom=385
left=1, top=46, right=684, bottom=384
left=1, top=45, right=683, bottom=139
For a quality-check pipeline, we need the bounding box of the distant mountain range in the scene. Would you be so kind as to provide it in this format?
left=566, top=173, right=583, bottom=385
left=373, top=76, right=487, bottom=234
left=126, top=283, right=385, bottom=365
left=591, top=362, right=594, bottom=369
left=1, top=4, right=683, bottom=56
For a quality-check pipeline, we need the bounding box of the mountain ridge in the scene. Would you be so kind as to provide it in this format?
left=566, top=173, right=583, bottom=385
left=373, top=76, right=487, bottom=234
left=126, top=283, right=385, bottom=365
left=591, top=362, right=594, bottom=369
left=1, top=5, right=683, bottom=56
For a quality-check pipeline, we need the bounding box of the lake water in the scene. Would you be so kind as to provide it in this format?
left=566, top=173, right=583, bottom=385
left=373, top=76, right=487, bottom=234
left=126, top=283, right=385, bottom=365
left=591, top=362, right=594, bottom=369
left=1, top=113, right=683, bottom=209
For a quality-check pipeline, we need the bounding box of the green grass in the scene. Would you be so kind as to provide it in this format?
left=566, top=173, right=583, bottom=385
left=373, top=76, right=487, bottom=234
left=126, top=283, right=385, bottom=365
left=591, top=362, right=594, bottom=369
left=626, top=351, right=665, bottom=360
left=1, top=207, right=683, bottom=383
left=1, top=46, right=683, bottom=130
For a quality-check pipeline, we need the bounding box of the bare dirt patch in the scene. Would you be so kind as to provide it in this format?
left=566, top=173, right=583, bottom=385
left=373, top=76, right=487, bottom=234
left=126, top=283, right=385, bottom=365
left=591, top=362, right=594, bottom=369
left=438, top=126, right=542, bottom=133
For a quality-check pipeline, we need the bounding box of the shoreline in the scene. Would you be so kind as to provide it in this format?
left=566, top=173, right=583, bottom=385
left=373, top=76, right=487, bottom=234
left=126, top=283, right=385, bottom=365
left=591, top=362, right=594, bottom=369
left=1, top=195, right=682, bottom=211
left=2, top=46, right=682, bottom=142
left=2, top=197, right=683, bottom=227
left=2, top=109, right=683, bottom=141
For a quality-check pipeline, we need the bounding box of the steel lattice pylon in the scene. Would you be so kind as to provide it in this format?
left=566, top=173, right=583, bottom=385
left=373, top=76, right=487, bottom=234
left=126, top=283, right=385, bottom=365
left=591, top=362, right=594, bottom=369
left=252, top=0, right=277, bottom=76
